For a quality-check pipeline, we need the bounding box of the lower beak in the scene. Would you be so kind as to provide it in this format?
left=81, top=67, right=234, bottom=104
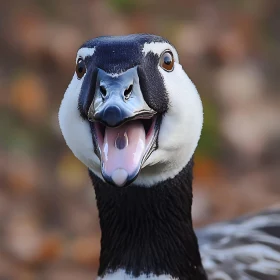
left=89, top=113, right=158, bottom=187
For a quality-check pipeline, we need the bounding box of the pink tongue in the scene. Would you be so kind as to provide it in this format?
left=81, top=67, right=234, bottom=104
left=101, top=121, right=146, bottom=186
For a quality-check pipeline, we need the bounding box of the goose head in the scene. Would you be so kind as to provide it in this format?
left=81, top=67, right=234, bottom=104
left=59, top=34, right=203, bottom=187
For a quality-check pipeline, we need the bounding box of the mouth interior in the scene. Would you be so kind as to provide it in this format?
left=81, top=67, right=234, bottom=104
left=94, top=116, right=157, bottom=187
left=95, top=118, right=155, bottom=143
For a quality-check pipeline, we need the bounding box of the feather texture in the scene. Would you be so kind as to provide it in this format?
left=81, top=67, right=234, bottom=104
left=197, top=208, right=280, bottom=279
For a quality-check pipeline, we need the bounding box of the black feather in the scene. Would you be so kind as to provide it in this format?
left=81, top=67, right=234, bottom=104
left=89, top=158, right=207, bottom=279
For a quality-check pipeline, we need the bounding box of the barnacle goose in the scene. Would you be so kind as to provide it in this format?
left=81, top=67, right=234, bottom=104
left=59, top=34, right=280, bottom=280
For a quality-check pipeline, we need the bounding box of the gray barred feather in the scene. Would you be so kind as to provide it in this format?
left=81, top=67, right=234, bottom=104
left=197, top=207, right=280, bottom=280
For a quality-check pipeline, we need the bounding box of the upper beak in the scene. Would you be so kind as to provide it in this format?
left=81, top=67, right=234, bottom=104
left=88, top=67, right=155, bottom=127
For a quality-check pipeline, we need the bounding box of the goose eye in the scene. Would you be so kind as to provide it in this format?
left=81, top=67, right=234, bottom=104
left=76, top=58, right=86, bottom=79
left=159, top=51, right=174, bottom=72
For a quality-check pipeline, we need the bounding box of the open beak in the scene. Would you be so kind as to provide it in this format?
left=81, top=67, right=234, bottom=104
left=87, top=67, right=160, bottom=187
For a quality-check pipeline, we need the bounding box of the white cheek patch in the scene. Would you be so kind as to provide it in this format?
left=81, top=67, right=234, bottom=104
left=58, top=74, right=102, bottom=179
left=76, top=47, right=96, bottom=62
left=135, top=62, right=203, bottom=186
left=142, top=42, right=179, bottom=63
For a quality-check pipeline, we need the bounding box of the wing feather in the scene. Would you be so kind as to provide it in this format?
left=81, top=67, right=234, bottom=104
left=197, top=208, right=280, bottom=280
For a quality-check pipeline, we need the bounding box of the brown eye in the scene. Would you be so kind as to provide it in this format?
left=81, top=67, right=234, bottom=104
left=159, top=51, right=174, bottom=72
left=76, top=58, right=86, bottom=79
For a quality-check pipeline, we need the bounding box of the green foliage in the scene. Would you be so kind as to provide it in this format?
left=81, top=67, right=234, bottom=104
left=108, top=0, right=139, bottom=13
left=196, top=97, right=220, bottom=158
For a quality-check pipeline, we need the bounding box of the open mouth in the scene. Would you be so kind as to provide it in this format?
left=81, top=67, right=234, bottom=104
left=89, top=115, right=160, bottom=187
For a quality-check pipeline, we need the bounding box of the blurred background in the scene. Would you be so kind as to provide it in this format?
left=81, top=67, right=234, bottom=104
left=0, top=0, right=279, bottom=279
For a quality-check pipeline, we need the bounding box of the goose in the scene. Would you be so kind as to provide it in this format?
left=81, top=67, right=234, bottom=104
left=58, top=34, right=280, bottom=280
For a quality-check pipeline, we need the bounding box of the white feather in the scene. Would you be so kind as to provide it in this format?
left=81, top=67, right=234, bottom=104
left=76, top=47, right=96, bottom=62
left=58, top=74, right=103, bottom=180
left=142, top=42, right=179, bottom=63
left=97, top=269, right=178, bottom=280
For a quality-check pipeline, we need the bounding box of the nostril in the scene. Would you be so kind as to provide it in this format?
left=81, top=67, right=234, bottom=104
left=124, top=84, right=133, bottom=100
left=100, top=85, right=107, bottom=97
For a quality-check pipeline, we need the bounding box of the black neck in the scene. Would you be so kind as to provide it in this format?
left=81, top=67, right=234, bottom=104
left=89, top=159, right=207, bottom=279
